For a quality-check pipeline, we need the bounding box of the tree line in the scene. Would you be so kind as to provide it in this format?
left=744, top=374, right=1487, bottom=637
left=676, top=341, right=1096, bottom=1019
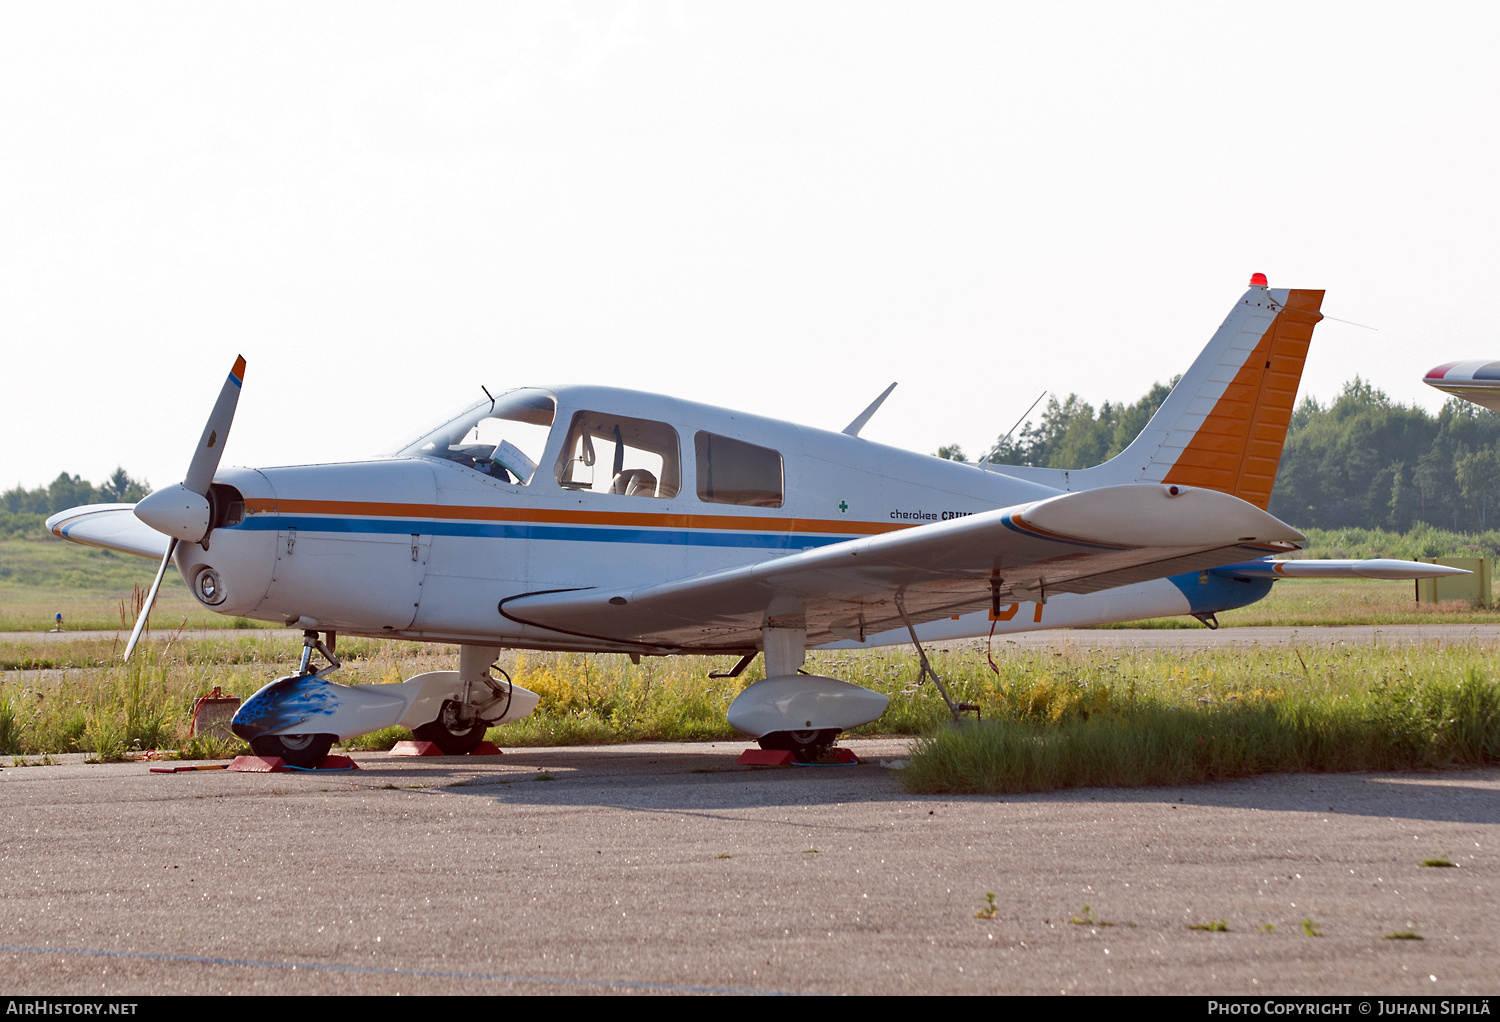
left=6, top=382, right=1499, bottom=541
left=1, top=469, right=149, bottom=538
left=941, top=377, right=1500, bottom=533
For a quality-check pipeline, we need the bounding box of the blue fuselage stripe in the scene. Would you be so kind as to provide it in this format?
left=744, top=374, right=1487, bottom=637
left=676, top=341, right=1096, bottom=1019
left=232, top=515, right=851, bottom=550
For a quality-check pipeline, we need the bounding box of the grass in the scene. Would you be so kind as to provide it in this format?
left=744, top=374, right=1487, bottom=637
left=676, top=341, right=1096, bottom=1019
left=1096, top=577, right=1500, bottom=629
left=897, top=644, right=1500, bottom=794
left=0, top=538, right=238, bottom=632
left=1295, top=524, right=1500, bottom=562
left=1187, top=920, right=1230, bottom=932
left=2, top=628, right=1499, bottom=803
left=1420, top=845, right=1458, bottom=868
left=344, top=725, right=415, bottom=751
left=1069, top=905, right=1112, bottom=926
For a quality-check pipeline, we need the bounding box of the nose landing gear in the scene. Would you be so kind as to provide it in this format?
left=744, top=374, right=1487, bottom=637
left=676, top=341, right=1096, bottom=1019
left=232, top=629, right=343, bottom=768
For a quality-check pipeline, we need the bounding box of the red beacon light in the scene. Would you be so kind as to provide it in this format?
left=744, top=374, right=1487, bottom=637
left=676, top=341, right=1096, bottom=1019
left=1249, top=272, right=1269, bottom=287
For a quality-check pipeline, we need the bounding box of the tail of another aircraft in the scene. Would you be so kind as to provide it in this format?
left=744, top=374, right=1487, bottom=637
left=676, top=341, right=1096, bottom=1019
left=989, top=279, right=1325, bottom=510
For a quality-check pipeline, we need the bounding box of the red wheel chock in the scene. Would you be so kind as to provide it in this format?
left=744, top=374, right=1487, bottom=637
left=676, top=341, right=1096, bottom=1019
left=735, top=747, right=861, bottom=767
left=389, top=740, right=503, bottom=757
left=736, top=749, right=795, bottom=766
left=228, top=754, right=360, bottom=773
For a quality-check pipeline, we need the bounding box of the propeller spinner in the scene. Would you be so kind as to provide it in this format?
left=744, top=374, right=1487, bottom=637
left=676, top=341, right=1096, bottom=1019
left=125, top=356, right=246, bottom=659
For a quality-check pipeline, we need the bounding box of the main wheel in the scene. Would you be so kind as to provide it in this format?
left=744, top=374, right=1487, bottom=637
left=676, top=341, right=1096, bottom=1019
left=249, top=732, right=335, bottom=768
left=412, top=700, right=488, bottom=755
left=757, top=728, right=838, bottom=762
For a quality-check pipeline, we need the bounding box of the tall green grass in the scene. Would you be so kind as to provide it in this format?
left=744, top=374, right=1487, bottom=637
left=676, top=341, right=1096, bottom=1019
left=899, top=652, right=1500, bottom=794
left=1297, top=523, right=1500, bottom=561
left=3, top=635, right=1499, bottom=794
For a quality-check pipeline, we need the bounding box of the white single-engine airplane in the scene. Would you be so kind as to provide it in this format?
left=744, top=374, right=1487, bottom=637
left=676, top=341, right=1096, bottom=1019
left=49, top=275, right=1461, bottom=766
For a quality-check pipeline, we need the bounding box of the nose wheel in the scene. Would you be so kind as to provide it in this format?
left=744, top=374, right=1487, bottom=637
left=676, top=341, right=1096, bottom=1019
left=250, top=732, right=334, bottom=767
left=238, top=630, right=343, bottom=767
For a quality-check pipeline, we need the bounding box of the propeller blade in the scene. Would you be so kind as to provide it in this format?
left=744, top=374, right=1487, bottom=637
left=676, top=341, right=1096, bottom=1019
left=135, top=355, right=246, bottom=544
left=183, top=356, right=246, bottom=496
left=124, top=538, right=178, bottom=661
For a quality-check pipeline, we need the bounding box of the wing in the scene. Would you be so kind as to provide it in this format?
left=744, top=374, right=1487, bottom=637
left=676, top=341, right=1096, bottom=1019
left=44, top=504, right=169, bottom=560
left=501, top=483, right=1304, bottom=652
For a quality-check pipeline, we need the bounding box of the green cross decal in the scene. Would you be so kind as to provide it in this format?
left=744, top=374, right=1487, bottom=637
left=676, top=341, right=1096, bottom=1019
left=838, top=501, right=848, bottom=513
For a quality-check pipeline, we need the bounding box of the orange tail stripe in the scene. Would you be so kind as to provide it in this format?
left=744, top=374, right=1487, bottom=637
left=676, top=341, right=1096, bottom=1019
left=1162, top=289, right=1323, bottom=509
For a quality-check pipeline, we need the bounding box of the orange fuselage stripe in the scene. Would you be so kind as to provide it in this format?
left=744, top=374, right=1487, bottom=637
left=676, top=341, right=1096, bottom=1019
left=243, top=498, right=913, bottom=536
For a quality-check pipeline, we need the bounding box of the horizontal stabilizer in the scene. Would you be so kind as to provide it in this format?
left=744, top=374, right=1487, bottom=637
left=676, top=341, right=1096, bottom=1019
left=1210, top=558, right=1469, bottom=580
left=45, top=504, right=169, bottom=560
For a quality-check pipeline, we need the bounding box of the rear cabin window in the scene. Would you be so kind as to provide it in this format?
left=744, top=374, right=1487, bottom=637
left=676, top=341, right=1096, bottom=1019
left=695, top=432, right=783, bottom=508
left=554, top=411, right=681, bottom=498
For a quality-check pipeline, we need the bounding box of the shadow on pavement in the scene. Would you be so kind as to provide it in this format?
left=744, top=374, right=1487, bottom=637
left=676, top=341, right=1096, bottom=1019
left=397, top=745, right=1499, bottom=824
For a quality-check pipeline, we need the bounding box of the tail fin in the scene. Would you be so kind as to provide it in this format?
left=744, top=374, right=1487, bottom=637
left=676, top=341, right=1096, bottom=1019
left=1061, top=282, right=1324, bottom=508
left=1155, top=287, right=1324, bottom=507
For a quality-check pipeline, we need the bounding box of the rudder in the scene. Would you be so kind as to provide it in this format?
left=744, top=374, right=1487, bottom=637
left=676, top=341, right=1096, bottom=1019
left=1068, top=282, right=1325, bottom=508
left=1158, top=287, right=1323, bottom=508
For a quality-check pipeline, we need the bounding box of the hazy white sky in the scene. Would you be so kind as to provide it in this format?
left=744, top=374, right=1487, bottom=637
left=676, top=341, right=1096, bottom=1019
left=2, top=1, right=1495, bottom=492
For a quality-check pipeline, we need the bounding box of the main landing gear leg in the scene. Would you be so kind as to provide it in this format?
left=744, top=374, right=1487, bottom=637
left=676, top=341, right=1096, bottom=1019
left=754, top=625, right=838, bottom=762
left=247, top=629, right=342, bottom=767
left=895, top=593, right=980, bottom=723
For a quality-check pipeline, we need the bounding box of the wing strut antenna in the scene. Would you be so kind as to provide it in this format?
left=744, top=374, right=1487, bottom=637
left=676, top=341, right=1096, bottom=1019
left=841, top=382, right=897, bottom=437
left=973, top=390, right=1047, bottom=469
left=894, top=593, right=980, bottom=722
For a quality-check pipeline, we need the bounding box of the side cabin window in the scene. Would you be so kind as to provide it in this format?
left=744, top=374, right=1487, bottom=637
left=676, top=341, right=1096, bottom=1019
left=695, top=432, right=783, bottom=508
left=555, top=411, right=681, bottom=498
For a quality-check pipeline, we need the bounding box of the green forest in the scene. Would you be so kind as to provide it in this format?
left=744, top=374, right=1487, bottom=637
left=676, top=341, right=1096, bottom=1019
left=1, top=468, right=149, bottom=538
left=940, top=377, right=1500, bottom=535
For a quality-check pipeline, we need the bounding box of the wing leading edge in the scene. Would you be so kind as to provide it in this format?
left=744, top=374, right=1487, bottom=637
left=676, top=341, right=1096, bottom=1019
left=501, top=483, right=1305, bottom=652
left=44, top=504, right=169, bottom=560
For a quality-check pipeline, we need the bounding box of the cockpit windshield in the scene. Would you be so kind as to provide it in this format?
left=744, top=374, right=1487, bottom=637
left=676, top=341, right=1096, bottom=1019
left=390, top=388, right=557, bottom=484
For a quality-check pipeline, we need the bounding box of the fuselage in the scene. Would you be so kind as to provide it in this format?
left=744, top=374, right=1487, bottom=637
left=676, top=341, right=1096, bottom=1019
left=171, top=384, right=1273, bottom=651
